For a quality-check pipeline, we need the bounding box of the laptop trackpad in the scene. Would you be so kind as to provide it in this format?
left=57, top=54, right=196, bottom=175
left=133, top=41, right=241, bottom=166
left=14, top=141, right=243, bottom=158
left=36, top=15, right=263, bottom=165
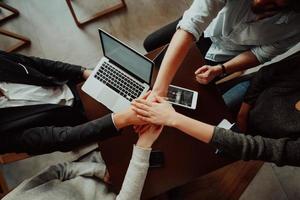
left=97, top=88, right=118, bottom=110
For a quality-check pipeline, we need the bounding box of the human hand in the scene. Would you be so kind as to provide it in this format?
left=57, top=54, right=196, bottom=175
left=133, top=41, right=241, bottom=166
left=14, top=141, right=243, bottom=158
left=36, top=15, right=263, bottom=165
left=113, top=91, right=151, bottom=129
left=136, top=124, right=163, bottom=148
left=195, top=65, right=222, bottom=84
left=133, top=90, right=167, bottom=133
left=131, top=96, right=177, bottom=126
left=146, top=89, right=166, bottom=102
left=83, top=69, right=92, bottom=80
left=103, top=170, right=111, bottom=184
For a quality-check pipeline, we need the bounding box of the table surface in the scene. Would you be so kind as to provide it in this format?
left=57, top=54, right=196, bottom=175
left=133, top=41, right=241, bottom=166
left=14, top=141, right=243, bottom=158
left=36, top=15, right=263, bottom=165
left=78, top=44, right=235, bottom=199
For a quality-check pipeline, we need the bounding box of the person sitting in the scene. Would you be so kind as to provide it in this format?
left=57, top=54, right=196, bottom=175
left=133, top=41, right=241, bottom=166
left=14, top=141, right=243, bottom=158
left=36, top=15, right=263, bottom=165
left=131, top=51, right=300, bottom=166
left=0, top=55, right=153, bottom=154
left=0, top=49, right=97, bottom=154
left=2, top=108, right=162, bottom=200
left=143, top=0, right=300, bottom=110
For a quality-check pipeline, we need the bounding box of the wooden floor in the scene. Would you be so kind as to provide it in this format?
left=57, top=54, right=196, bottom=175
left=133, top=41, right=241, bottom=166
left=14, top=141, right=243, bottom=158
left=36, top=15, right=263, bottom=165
left=152, top=161, right=263, bottom=200
left=1, top=0, right=300, bottom=199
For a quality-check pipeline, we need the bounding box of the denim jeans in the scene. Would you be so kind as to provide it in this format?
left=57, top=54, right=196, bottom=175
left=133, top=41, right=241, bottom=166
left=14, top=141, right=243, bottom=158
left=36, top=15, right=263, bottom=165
left=222, top=81, right=250, bottom=113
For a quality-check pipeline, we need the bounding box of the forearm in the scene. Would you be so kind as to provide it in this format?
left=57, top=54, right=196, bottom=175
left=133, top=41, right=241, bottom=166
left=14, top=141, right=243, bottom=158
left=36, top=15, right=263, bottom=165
left=211, top=127, right=300, bottom=166
left=152, top=29, right=194, bottom=95
left=113, top=111, right=131, bottom=129
left=1, top=50, right=86, bottom=81
left=3, top=114, right=119, bottom=154
left=198, top=51, right=261, bottom=84
left=222, top=51, right=261, bottom=75
left=29, top=56, right=85, bottom=81
left=171, top=112, right=215, bottom=143
left=116, top=145, right=151, bottom=200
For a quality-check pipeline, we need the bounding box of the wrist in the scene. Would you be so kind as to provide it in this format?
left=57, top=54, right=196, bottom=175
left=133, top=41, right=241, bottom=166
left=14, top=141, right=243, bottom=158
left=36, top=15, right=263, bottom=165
left=136, top=138, right=153, bottom=148
left=152, top=87, right=167, bottom=97
left=213, top=65, right=223, bottom=77
left=113, top=111, right=130, bottom=129
left=167, top=111, right=181, bottom=127
left=82, top=69, right=91, bottom=80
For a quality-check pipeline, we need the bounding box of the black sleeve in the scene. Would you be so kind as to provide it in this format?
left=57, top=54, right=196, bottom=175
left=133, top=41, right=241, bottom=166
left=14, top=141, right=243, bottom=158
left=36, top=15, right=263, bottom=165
left=211, top=127, right=300, bottom=166
left=0, top=114, right=119, bottom=155
left=244, top=51, right=300, bottom=105
left=1, top=50, right=85, bottom=82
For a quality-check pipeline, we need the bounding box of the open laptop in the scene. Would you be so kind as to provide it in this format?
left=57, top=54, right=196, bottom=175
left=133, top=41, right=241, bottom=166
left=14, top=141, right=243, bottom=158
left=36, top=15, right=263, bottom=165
left=82, top=29, right=154, bottom=112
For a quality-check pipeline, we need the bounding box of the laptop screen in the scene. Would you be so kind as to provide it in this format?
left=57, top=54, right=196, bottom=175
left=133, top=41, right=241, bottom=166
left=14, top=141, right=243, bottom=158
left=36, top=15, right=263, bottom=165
left=99, top=30, right=153, bottom=84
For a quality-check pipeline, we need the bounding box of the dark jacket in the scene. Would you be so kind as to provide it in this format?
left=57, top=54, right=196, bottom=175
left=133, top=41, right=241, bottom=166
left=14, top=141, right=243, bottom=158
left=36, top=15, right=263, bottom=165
left=211, top=51, right=300, bottom=166
left=0, top=50, right=83, bottom=86
left=0, top=51, right=100, bottom=154
left=1, top=114, right=119, bottom=155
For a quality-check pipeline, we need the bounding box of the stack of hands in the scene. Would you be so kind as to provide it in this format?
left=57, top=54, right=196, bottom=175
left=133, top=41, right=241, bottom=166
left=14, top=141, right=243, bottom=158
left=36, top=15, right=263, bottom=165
left=128, top=64, right=224, bottom=148
left=120, top=91, right=176, bottom=149
left=94, top=61, right=247, bottom=150
left=125, top=63, right=249, bottom=148
left=120, top=64, right=225, bottom=149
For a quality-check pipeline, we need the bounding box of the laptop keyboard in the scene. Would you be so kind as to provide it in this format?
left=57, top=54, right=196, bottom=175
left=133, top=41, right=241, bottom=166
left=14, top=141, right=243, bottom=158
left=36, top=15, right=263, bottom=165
left=94, top=61, right=145, bottom=101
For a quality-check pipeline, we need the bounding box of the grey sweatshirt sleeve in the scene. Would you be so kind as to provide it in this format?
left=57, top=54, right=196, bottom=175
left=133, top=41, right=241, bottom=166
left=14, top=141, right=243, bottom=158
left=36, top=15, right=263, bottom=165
left=116, top=145, right=151, bottom=200
left=3, top=156, right=107, bottom=200
left=211, top=127, right=300, bottom=166
left=24, top=161, right=106, bottom=187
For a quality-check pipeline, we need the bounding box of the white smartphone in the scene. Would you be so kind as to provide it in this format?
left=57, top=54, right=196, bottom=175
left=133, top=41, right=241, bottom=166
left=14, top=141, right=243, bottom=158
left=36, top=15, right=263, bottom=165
left=167, top=85, right=198, bottom=109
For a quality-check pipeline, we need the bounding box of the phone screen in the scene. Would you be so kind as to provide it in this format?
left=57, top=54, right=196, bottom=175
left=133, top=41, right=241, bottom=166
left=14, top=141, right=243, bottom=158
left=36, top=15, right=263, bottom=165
left=167, top=85, right=194, bottom=107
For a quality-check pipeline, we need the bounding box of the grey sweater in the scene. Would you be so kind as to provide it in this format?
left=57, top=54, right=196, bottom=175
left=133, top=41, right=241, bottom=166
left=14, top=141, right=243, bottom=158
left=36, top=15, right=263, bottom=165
left=211, top=51, right=300, bottom=166
left=3, top=145, right=151, bottom=200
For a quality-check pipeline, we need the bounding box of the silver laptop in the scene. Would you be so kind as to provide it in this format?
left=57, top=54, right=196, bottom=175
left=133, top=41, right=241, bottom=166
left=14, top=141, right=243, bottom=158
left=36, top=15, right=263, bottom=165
left=82, top=29, right=154, bottom=112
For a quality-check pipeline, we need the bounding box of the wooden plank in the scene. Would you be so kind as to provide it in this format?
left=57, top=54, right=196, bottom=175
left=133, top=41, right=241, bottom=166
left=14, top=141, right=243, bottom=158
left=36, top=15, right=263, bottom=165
left=65, top=0, right=126, bottom=27
left=0, top=169, right=9, bottom=197
left=0, top=28, right=31, bottom=52
left=0, top=153, right=29, bottom=164
left=0, top=2, right=19, bottom=24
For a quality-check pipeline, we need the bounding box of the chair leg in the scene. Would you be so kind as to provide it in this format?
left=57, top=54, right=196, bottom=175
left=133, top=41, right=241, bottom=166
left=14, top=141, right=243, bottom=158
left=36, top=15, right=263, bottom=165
left=0, top=2, right=19, bottom=24
left=0, top=28, right=31, bottom=52
left=0, top=169, right=9, bottom=197
left=65, top=0, right=126, bottom=27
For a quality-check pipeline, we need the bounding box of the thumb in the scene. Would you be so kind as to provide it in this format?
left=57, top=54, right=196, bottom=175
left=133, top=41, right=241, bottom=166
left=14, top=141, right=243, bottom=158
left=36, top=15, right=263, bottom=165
left=195, top=65, right=209, bottom=74
left=155, top=96, right=166, bottom=103
left=141, top=90, right=151, bottom=99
